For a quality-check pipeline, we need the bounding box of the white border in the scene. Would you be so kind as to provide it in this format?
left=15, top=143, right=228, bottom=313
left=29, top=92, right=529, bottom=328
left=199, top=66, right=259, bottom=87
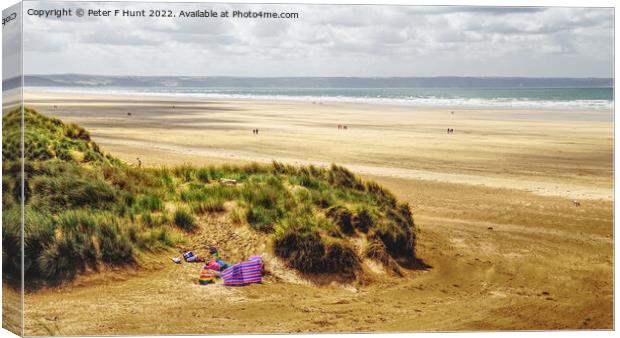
left=0, top=1, right=616, bottom=338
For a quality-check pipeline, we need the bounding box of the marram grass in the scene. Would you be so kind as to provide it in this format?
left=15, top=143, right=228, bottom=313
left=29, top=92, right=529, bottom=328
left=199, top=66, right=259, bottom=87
left=2, top=108, right=417, bottom=286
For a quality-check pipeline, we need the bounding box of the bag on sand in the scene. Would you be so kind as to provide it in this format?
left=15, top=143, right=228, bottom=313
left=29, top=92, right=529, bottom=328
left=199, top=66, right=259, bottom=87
left=183, top=251, right=194, bottom=261
left=199, top=271, right=215, bottom=285
left=205, top=261, right=222, bottom=271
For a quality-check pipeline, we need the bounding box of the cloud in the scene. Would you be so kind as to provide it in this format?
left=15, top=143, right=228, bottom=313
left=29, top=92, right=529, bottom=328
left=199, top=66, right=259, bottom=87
left=20, top=2, right=613, bottom=77
left=438, top=6, right=548, bottom=15
left=79, top=30, right=161, bottom=46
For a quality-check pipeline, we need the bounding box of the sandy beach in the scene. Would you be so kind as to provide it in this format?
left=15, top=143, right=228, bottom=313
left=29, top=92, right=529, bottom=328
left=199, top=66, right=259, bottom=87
left=15, top=89, right=613, bottom=333
left=23, top=90, right=613, bottom=200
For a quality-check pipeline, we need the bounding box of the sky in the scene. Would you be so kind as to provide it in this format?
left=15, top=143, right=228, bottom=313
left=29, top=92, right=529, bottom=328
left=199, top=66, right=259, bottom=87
left=20, top=2, right=614, bottom=78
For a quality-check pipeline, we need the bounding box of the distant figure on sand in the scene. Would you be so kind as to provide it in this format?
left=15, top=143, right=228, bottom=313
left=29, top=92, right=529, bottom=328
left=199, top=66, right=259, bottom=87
left=447, top=128, right=454, bottom=134
left=343, top=125, right=348, bottom=130
left=252, top=129, right=259, bottom=135
left=136, top=157, right=142, bottom=167
left=127, top=112, right=132, bottom=116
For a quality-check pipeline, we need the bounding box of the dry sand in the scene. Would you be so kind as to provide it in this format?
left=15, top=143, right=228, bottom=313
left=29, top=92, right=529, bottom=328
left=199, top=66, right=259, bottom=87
left=14, top=90, right=614, bottom=334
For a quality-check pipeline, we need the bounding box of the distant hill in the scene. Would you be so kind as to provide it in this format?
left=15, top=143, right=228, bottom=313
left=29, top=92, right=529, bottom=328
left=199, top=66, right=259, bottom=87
left=8, top=74, right=613, bottom=90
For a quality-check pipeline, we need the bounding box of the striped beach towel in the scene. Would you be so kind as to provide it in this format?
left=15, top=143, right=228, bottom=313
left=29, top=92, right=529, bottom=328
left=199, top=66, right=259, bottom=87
left=221, top=257, right=263, bottom=286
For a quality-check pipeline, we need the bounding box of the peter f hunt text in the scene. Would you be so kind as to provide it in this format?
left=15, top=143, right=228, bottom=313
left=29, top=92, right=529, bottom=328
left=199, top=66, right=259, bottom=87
left=26, top=8, right=299, bottom=19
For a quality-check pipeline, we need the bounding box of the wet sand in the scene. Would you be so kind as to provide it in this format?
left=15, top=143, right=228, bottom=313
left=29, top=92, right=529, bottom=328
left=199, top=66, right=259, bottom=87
left=18, top=90, right=614, bottom=334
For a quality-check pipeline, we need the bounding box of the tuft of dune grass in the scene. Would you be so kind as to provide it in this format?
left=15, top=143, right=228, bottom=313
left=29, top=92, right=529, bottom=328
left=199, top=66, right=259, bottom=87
left=173, top=207, right=197, bottom=232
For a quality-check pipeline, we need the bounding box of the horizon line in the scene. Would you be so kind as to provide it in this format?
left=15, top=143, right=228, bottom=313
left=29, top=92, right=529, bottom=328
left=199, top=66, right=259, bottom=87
left=19, top=74, right=615, bottom=80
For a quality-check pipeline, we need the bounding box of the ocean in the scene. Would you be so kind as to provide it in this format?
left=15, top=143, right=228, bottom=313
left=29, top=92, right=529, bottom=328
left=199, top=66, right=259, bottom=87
left=19, top=75, right=613, bottom=111
left=29, top=86, right=613, bottom=111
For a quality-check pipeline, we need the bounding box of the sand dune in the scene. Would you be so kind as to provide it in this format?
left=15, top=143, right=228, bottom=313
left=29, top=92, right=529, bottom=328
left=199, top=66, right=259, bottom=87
left=21, top=176, right=613, bottom=334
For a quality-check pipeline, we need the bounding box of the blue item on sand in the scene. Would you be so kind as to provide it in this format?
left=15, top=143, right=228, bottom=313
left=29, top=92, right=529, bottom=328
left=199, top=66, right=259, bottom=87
left=215, top=259, right=231, bottom=270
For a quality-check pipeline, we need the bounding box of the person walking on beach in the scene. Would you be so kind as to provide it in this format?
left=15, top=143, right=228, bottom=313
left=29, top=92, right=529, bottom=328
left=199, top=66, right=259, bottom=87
left=137, top=157, right=142, bottom=167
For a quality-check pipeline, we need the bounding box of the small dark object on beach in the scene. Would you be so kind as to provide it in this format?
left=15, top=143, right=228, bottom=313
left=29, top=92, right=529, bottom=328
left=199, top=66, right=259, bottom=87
left=487, top=227, right=493, bottom=230
left=209, top=246, right=218, bottom=256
